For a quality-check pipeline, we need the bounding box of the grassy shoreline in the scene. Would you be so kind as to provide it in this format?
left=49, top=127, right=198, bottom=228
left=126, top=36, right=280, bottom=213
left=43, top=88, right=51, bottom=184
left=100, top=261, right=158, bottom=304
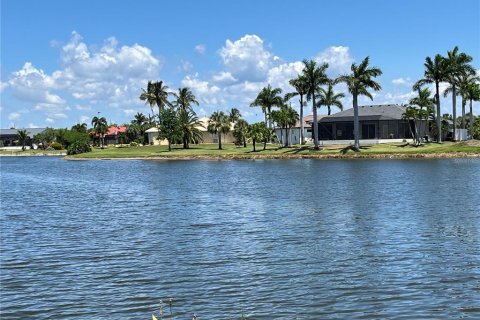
left=2, top=141, right=479, bottom=160
left=62, top=141, right=480, bottom=160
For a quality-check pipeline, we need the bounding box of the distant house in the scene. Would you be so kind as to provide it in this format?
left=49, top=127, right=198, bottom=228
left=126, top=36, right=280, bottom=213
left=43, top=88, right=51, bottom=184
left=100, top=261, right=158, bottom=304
left=275, top=115, right=319, bottom=145
left=146, top=117, right=235, bottom=145
left=0, top=128, right=47, bottom=149
left=309, top=104, right=426, bottom=144
left=104, top=126, right=128, bottom=145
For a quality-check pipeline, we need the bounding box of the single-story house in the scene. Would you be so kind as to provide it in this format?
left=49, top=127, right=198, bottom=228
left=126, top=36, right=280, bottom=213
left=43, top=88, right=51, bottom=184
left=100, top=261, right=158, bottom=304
left=146, top=117, right=235, bottom=145
left=309, top=104, right=428, bottom=144
left=0, top=128, right=47, bottom=149
left=275, top=115, right=318, bottom=145
left=104, top=126, right=128, bottom=145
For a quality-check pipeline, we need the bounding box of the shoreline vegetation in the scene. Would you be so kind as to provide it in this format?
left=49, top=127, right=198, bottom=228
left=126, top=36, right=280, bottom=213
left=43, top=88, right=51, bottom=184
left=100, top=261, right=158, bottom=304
left=3, top=141, right=477, bottom=160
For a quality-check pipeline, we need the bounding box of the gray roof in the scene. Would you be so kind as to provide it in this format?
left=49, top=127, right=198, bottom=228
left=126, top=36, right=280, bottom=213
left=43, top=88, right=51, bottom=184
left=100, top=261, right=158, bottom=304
left=319, top=104, right=407, bottom=122
left=0, top=128, right=47, bottom=138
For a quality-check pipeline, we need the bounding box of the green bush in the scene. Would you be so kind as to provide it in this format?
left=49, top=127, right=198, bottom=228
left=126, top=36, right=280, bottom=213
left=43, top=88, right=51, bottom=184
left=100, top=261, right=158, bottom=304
left=67, top=141, right=92, bottom=155
left=50, top=141, right=63, bottom=150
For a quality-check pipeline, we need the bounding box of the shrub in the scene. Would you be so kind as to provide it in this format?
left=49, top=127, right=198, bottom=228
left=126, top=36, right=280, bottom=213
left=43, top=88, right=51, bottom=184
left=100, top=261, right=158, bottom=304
left=130, top=141, right=139, bottom=147
left=67, top=141, right=92, bottom=155
left=50, top=141, right=63, bottom=150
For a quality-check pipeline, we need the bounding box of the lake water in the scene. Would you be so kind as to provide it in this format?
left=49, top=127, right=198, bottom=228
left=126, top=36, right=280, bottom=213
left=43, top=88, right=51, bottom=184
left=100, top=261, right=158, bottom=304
left=1, top=157, right=480, bottom=319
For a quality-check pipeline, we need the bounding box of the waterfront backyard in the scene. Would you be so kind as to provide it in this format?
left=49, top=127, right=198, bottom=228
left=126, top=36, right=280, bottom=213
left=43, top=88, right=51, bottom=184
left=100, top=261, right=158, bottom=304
left=1, top=157, right=479, bottom=319
left=62, top=141, right=480, bottom=159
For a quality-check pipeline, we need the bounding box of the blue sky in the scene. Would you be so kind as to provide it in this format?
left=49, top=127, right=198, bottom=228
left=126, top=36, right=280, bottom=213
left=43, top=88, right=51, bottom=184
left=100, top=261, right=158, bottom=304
left=1, top=0, right=479, bottom=128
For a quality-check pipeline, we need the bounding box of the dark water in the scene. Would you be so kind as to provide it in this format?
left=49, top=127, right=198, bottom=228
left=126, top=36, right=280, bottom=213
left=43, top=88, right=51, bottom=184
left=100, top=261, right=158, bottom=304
left=1, top=157, right=480, bottom=319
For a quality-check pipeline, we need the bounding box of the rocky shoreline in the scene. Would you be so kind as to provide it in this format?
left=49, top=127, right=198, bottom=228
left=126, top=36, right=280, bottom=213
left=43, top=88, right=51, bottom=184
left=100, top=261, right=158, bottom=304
left=64, top=152, right=480, bottom=161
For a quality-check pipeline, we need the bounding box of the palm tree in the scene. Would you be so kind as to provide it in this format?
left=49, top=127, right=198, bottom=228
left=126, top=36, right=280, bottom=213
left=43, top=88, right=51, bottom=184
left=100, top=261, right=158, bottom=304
left=316, top=80, right=344, bottom=115
left=178, top=109, right=204, bottom=149
left=414, top=54, right=449, bottom=143
left=285, top=75, right=309, bottom=144
left=233, top=119, right=249, bottom=147
left=229, top=108, right=241, bottom=124
left=462, top=80, right=480, bottom=138
left=443, top=47, right=475, bottom=140
left=173, top=87, right=199, bottom=112
left=247, top=122, right=266, bottom=152
left=17, top=129, right=29, bottom=151
left=71, top=123, right=88, bottom=133
left=208, top=111, right=231, bottom=150
left=250, top=84, right=283, bottom=128
left=338, top=57, right=382, bottom=150
left=459, top=73, right=480, bottom=130
left=302, top=59, right=329, bottom=149
left=409, top=88, right=435, bottom=142
left=139, top=80, right=172, bottom=121
left=271, top=105, right=299, bottom=147
left=132, top=112, right=148, bottom=126
left=91, top=116, right=108, bottom=148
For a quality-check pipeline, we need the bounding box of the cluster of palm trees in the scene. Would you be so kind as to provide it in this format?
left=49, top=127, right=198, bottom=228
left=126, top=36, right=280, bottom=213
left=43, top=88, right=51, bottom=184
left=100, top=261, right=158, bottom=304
left=414, top=46, right=478, bottom=143
left=91, top=115, right=108, bottom=148
left=139, top=80, right=204, bottom=150
left=137, top=47, right=477, bottom=151
left=251, top=57, right=381, bottom=150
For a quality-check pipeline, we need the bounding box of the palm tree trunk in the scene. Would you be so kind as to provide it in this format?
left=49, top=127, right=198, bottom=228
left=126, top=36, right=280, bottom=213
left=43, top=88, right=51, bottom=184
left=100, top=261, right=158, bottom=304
left=168, top=140, right=171, bottom=151
left=353, top=93, right=360, bottom=150
left=435, top=82, right=442, bottom=143
left=407, top=120, right=415, bottom=144
left=243, top=136, right=246, bottom=148
left=469, top=99, right=473, bottom=139
left=218, top=132, right=222, bottom=150
left=253, top=139, right=256, bottom=152
left=452, top=86, right=456, bottom=141
left=284, top=127, right=288, bottom=147
left=267, top=107, right=272, bottom=129
left=461, top=96, right=466, bottom=129
left=313, top=96, right=319, bottom=150
left=300, top=95, right=304, bottom=144
left=328, top=105, right=331, bottom=115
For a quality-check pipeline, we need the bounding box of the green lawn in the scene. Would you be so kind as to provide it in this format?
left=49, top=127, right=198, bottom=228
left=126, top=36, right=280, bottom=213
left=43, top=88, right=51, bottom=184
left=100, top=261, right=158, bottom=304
left=67, top=141, right=480, bottom=159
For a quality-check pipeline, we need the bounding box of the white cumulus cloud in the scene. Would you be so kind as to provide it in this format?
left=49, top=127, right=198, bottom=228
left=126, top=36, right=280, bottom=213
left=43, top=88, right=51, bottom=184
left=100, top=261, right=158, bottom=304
left=219, top=34, right=277, bottom=82
left=315, top=46, right=355, bottom=75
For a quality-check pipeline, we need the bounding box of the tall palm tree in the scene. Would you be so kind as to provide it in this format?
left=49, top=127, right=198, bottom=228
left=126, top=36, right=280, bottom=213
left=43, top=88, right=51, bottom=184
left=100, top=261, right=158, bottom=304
left=229, top=108, right=241, bottom=124
left=462, top=81, right=480, bottom=138
left=177, top=109, right=204, bottom=149
left=302, top=59, right=329, bottom=149
left=173, top=87, right=199, bottom=112
left=250, top=84, right=283, bottom=128
left=139, top=80, right=172, bottom=121
left=443, top=46, right=475, bottom=140
left=17, top=129, right=29, bottom=151
left=71, top=123, right=88, bottom=133
left=459, top=73, right=480, bottom=130
left=414, top=54, right=449, bottom=143
left=338, top=57, right=382, bottom=150
left=208, top=111, right=231, bottom=150
left=91, top=116, right=108, bottom=148
left=316, top=80, right=344, bottom=115
left=139, top=81, right=157, bottom=115
left=285, top=75, right=309, bottom=144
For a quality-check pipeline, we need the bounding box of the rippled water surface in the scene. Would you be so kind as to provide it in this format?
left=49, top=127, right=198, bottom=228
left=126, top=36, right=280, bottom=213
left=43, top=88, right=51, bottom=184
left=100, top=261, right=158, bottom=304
left=1, top=157, right=480, bottom=319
